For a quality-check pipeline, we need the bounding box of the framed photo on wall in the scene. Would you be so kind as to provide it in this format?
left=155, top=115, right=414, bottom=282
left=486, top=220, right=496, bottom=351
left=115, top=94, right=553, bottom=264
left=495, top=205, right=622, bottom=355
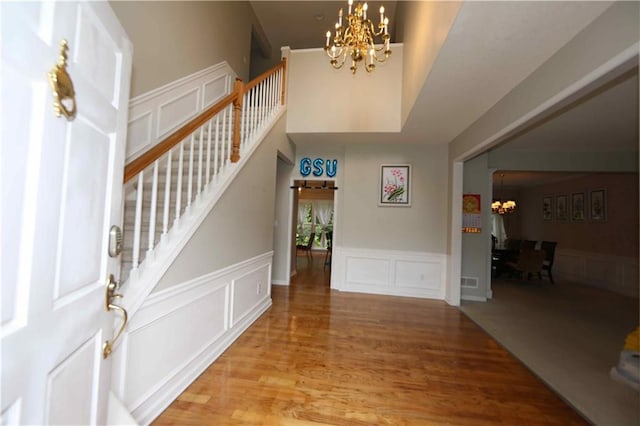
left=571, top=192, right=585, bottom=221
left=379, top=164, right=411, bottom=206
left=555, top=194, right=568, bottom=221
left=590, top=189, right=607, bottom=221
left=543, top=196, right=553, bottom=221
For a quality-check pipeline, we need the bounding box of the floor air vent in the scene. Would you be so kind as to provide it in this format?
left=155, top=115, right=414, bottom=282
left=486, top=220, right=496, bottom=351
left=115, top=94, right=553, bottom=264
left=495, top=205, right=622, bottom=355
left=461, top=276, right=479, bottom=288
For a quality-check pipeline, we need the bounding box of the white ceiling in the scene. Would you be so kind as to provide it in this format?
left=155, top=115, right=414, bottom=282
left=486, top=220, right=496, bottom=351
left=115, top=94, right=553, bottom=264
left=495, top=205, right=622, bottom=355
left=251, top=1, right=398, bottom=52
left=399, top=1, right=618, bottom=147
left=250, top=1, right=638, bottom=187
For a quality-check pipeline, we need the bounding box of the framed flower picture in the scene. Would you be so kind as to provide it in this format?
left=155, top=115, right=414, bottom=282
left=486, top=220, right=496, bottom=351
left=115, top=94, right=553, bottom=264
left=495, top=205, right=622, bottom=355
left=590, top=189, right=607, bottom=221
left=379, top=164, right=411, bottom=206
left=555, top=194, right=568, bottom=221
left=571, top=192, right=585, bottom=221
left=543, top=196, right=553, bottom=221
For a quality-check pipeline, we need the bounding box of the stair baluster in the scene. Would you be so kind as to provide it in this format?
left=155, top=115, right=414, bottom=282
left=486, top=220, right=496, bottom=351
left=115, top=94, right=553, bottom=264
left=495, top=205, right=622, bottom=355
left=162, top=150, right=172, bottom=240
left=147, top=160, right=159, bottom=256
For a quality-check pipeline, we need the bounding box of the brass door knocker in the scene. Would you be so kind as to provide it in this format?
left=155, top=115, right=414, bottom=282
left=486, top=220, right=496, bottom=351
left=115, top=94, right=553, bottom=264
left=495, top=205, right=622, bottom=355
left=47, top=39, right=77, bottom=120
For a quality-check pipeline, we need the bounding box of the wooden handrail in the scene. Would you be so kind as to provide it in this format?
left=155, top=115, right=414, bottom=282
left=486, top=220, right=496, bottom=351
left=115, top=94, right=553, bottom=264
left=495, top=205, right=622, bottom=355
left=124, top=60, right=286, bottom=183
left=244, top=60, right=285, bottom=92
left=124, top=92, right=237, bottom=183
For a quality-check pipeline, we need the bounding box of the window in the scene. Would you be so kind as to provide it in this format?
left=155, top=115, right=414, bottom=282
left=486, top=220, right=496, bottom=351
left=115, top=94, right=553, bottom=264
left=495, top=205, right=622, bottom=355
left=296, top=200, right=333, bottom=249
left=491, top=213, right=507, bottom=248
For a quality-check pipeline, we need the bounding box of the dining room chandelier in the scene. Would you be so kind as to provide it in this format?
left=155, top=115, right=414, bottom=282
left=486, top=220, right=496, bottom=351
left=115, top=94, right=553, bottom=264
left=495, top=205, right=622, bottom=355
left=492, top=174, right=517, bottom=215
left=324, top=0, right=391, bottom=74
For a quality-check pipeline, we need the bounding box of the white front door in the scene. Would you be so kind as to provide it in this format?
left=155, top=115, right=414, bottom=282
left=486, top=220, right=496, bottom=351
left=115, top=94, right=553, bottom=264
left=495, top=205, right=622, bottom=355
left=1, top=1, right=132, bottom=424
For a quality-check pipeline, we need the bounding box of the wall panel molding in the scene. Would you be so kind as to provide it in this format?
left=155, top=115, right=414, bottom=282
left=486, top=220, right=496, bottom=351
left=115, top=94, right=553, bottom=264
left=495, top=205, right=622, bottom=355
left=126, top=61, right=235, bottom=162
left=112, top=252, right=273, bottom=425
left=332, top=247, right=446, bottom=299
left=555, top=248, right=638, bottom=297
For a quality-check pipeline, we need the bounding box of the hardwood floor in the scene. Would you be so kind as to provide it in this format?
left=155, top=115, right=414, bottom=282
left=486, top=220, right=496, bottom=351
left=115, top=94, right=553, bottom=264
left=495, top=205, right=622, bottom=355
left=152, top=256, right=586, bottom=425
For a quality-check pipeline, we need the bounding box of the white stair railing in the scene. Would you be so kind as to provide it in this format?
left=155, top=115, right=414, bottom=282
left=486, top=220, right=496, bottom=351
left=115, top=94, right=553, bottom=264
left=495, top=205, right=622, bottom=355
left=121, top=60, right=286, bottom=285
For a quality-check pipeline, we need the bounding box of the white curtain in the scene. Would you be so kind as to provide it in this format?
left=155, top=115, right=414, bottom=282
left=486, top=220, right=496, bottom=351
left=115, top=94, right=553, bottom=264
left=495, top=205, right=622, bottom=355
left=315, top=201, right=333, bottom=247
left=491, top=213, right=507, bottom=247
left=297, top=202, right=310, bottom=235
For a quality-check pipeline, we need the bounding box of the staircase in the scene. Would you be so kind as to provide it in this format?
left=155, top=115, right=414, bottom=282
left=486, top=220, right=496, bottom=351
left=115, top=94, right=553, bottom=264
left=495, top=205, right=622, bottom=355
left=121, top=110, right=235, bottom=283
left=119, top=62, right=286, bottom=315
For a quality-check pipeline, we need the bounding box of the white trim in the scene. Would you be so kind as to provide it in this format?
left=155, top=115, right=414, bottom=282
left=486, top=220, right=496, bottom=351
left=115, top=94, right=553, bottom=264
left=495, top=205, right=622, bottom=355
left=156, top=87, right=200, bottom=138
left=144, top=252, right=272, bottom=308
left=461, top=295, right=487, bottom=302
left=113, top=253, right=273, bottom=424
left=447, top=162, right=463, bottom=306
left=129, top=62, right=231, bottom=106
left=332, top=247, right=446, bottom=299
left=126, top=62, right=235, bottom=162
left=555, top=248, right=638, bottom=298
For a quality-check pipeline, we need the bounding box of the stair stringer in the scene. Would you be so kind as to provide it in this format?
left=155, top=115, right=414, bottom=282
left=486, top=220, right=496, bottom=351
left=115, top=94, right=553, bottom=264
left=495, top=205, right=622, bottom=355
left=119, top=106, right=286, bottom=319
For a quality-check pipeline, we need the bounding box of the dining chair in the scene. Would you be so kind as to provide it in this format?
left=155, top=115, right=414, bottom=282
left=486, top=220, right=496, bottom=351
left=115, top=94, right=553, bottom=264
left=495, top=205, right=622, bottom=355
left=506, top=248, right=546, bottom=280
left=539, top=241, right=558, bottom=283
left=324, top=232, right=332, bottom=269
left=296, top=232, right=315, bottom=257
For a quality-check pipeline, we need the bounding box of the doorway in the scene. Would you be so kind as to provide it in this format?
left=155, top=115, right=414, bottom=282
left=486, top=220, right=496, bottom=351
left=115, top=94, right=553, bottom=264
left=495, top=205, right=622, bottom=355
left=292, top=180, right=336, bottom=282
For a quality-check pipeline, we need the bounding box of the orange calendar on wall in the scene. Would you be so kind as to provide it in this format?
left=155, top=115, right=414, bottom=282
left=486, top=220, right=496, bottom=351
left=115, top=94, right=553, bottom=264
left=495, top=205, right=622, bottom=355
left=462, top=194, right=481, bottom=233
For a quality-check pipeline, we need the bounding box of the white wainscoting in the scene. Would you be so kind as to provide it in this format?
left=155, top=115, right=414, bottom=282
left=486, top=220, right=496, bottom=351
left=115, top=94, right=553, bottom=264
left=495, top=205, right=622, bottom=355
left=113, top=252, right=273, bottom=425
left=332, top=247, right=446, bottom=299
left=555, top=248, right=638, bottom=298
left=126, top=62, right=235, bottom=162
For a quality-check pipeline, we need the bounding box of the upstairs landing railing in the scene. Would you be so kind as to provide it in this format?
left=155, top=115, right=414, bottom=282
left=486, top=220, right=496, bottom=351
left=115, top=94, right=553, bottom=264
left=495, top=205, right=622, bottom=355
left=121, top=60, right=286, bottom=284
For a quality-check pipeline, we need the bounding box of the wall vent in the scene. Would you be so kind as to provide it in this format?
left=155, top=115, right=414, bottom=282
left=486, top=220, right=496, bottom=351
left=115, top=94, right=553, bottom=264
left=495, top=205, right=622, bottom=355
left=461, top=276, right=479, bottom=288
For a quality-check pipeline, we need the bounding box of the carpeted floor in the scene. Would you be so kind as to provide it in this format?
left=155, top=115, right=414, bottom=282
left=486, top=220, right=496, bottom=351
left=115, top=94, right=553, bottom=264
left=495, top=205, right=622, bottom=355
left=460, top=278, right=639, bottom=426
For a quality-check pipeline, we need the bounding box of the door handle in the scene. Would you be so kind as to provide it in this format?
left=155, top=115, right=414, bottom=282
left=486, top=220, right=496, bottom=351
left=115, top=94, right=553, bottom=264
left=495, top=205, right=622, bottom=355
left=103, top=274, right=128, bottom=359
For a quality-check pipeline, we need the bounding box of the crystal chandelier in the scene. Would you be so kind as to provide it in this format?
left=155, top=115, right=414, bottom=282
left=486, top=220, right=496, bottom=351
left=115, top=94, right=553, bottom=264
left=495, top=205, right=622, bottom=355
left=492, top=174, right=517, bottom=215
left=324, top=0, right=391, bottom=74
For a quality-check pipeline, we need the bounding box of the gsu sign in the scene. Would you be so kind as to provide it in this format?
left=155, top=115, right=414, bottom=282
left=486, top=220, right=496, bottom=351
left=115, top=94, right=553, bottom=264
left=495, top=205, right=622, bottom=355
left=299, top=157, right=337, bottom=178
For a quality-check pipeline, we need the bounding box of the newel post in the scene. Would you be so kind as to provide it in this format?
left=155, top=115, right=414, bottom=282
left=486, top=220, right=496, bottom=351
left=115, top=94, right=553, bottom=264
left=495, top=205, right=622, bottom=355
left=231, top=78, right=244, bottom=163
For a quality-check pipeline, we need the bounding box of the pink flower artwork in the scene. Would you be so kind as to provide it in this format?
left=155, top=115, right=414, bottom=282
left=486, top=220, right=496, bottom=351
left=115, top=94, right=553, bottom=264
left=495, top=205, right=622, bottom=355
left=380, top=165, right=410, bottom=206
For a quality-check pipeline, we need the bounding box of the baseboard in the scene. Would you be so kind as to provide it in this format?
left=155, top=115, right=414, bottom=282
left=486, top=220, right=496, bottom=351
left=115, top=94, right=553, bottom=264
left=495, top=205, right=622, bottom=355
left=461, top=295, right=487, bottom=302
left=132, top=298, right=271, bottom=425
left=112, top=253, right=274, bottom=425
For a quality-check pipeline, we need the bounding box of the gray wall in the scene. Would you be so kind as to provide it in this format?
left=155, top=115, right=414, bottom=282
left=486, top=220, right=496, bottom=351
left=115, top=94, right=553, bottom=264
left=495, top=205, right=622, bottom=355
left=461, top=154, right=491, bottom=300
left=111, top=1, right=252, bottom=97
left=449, top=2, right=639, bottom=160
left=394, top=1, right=462, bottom=126
left=449, top=2, right=638, bottom=300
left=292, top=142, right=449, bottom=255
left=154, top=115, right=289, bottom=291
left=518, top=173, right=638, bottom=258
left=272, top=152, right=295, bottom=284
left=341, top=143, right=449, bottom=253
